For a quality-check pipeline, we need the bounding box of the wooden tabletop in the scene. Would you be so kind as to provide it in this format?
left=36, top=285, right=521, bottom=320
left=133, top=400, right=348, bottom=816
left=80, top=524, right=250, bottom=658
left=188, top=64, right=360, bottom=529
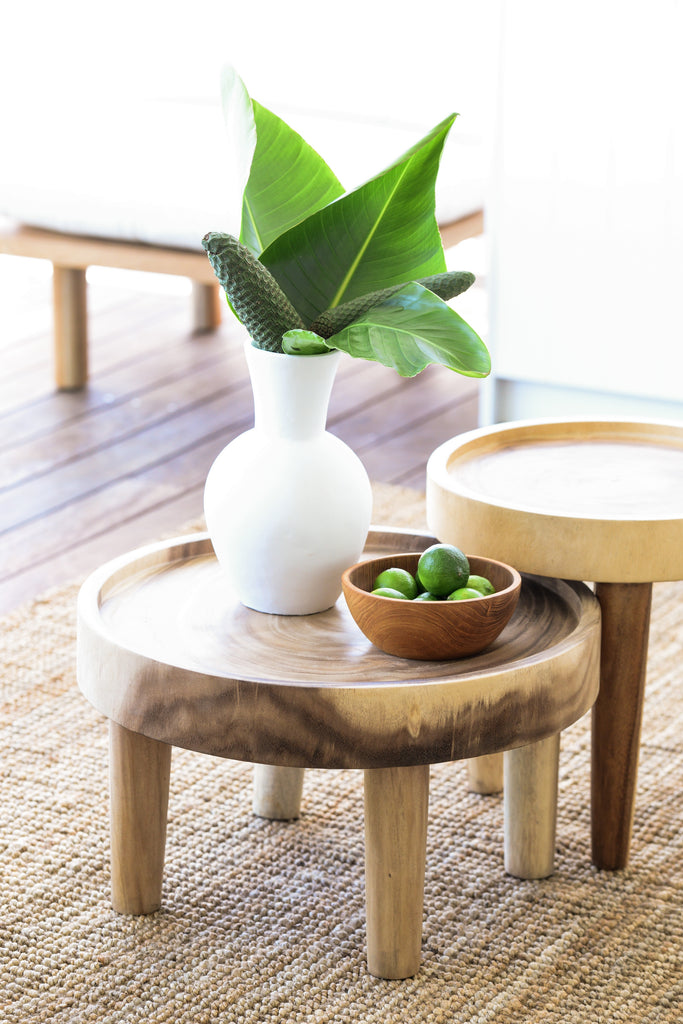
left=77, top=528, right=600, bottom=769
left=427, top=418, right=683, bottom=582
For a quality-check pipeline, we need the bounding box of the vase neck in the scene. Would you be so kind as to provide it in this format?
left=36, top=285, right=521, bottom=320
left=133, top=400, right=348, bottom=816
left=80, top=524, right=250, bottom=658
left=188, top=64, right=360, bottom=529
left=245, top=342, right=341, bottom=440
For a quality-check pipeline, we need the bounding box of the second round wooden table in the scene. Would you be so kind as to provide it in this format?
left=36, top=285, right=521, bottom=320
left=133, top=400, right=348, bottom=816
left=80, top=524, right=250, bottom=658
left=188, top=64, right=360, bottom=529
left=427, top=417, right=683, bottom=870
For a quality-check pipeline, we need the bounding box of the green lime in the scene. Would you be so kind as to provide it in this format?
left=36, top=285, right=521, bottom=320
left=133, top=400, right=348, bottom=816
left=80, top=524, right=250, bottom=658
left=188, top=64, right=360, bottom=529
left=466, top=574, right=495, bottom=596
left=373, top=567, right=418, bottom=600
left=413, top=592, right=440, bottom=601
left=417, top=544, right=470, bottom=598
left=447, top=587, right=484, bottom=601
left=372, top=587, right=410, bottom=600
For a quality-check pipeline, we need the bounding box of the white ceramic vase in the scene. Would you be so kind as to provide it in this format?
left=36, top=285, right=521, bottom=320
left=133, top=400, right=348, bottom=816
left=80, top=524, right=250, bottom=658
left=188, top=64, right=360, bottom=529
left=204, top=341, right=373, bottom=614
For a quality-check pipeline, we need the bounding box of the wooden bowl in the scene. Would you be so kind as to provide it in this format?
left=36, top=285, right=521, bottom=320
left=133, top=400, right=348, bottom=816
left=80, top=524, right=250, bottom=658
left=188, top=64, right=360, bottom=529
left=342, top=552, right=522, bottom=660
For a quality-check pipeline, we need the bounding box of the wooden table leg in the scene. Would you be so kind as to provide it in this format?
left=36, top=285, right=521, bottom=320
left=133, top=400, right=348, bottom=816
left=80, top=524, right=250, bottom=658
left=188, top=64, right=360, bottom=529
left=252, top=765, right=305, bottom=820
left=191, top=282, right=222, bottom=332
left=109, top=721, right=172, bottom=914
left=363, top=764, right=430, bottom=979
left=466, top=752, right=504, bottom=794
left=53, top=264, right=88, bottom=390
left=504, top=733, right=560, bottom=879
left=592, top=581, right=652, bottom=870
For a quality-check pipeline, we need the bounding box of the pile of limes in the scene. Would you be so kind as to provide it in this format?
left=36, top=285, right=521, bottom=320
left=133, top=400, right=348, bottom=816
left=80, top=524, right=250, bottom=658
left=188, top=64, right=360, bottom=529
left=372, top=544, right=495, bottom=602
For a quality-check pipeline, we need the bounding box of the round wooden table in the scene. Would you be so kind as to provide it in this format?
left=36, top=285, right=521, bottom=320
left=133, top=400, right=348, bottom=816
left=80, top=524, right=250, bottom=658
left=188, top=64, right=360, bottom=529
left=77, top=527, right=600, bottom=979
left=427, top=417, right=683, bottom=870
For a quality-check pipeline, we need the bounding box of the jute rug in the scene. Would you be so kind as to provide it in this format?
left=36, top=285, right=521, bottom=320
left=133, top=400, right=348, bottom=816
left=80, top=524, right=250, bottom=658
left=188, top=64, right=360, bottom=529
left=1, top=483, right=681, bottom=1023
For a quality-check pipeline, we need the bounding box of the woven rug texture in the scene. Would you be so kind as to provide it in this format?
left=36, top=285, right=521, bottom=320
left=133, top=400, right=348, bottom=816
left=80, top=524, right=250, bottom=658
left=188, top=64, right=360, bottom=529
left=1, top=482, right=682, bottom=1023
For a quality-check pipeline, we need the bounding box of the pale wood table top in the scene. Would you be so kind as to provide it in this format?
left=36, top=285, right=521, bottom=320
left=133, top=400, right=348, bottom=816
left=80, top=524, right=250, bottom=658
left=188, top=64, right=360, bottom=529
left=77, top=528, right=600, bottom=770
left=427, top=418, right=683, bottom=582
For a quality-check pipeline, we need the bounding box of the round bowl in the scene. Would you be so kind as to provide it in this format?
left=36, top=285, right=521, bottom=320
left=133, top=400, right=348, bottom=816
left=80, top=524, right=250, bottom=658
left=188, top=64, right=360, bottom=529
left=341, top=552, right=522, bottom=660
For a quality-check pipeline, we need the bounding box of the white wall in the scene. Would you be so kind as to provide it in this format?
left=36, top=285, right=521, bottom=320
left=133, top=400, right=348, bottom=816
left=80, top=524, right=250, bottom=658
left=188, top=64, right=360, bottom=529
left=484, top=1, right=683, bottom=423
left=1, top=2, right=499, bottom=147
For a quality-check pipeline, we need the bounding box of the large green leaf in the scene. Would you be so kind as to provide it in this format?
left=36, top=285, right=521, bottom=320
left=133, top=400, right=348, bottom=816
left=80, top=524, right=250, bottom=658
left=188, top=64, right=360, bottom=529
left=324, top=282, right=490, bottom=378
left=219, top=66, right=257, bottom=218
left=223, top=71, right=345, bottom=255
left=259, top=115, right=456, bottom=324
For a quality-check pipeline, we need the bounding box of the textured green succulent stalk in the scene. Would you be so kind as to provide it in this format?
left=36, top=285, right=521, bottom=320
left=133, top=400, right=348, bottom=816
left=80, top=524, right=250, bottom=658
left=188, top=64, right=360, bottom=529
left=202, top=232, right=305, bottom=351
left=418, top=270, right=475, bottom=301
left=310, top=270, right=476, bottom=338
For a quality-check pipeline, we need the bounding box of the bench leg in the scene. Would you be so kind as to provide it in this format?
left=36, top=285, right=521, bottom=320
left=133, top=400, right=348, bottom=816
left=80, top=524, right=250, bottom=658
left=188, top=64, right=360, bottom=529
left=252, top=765, right=305, bottom=820
left=53, top=265, right=88, bottom=389
left=466, top=752, right=504, bottom=793
left=192, top=282, right=222, bottom=332
left=109, top=721, right=171, bottom=914
left=504, top=733, right=560, bottom=879
left=592, top=581, right=652, bottom=870
left=364, top=764, right=430, bottom=979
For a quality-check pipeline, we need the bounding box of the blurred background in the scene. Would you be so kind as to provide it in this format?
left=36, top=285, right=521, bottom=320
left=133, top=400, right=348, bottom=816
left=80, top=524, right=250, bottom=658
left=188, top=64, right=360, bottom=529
left=2, top=0, right=681, bottom=419
left=0, top=0, right=681, bottom=609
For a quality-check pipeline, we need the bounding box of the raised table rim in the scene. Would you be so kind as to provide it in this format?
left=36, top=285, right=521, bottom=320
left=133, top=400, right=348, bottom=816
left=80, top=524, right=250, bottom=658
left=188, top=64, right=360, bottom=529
left=427, top=417, right=683, bottom=582
left=77, top=527, right=601, bottom=769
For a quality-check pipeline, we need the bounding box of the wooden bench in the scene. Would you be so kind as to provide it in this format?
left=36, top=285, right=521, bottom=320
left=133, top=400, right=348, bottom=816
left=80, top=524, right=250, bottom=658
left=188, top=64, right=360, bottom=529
left=0, top=211, right=484, bottom=390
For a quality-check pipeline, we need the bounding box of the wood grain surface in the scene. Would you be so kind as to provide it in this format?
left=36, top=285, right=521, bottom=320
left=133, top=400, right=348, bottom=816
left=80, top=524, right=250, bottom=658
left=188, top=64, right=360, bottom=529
left=109, top=720, right=171, bottom=915
left=0, top=222, right=219, bottom=281
left=427, top=418, right=683, bottom=582
left=52, top=265, right=88, bottom=389
left=503, top=733, right=560, bottom=880
left=77, top=529, right=601, bottom=770
left=364, top=764, right=430, bottom=978
left=591, top=581, right=653, bottom=869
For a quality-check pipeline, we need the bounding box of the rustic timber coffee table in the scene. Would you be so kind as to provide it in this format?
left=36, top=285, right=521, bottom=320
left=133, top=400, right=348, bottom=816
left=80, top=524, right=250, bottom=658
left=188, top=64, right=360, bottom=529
left=427, top=418, right=683, bottom=871
left=77, top=526, right=600, bottom=979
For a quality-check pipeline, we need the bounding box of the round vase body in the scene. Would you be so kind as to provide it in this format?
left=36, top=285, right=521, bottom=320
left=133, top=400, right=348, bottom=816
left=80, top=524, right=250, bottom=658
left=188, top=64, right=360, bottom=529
left=204, top=343, right=373, bottom=614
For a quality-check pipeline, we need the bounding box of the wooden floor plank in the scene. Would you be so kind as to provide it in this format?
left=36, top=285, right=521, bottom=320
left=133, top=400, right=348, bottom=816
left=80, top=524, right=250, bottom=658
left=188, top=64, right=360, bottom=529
left=0, top=486, right=207, bottom=613
left=0, top=393, right=252, bottom=532
left=0, top=354, right=249, bottom=489
left=3, top=290, right=163, bottom=389
left=357, top=392, right=480, bottom=489
left=0, top=330, right=233, bottom=442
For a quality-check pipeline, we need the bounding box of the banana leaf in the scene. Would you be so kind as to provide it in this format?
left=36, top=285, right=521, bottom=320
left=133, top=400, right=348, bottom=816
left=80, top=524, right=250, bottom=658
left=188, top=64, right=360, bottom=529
left=324, top=282, right=490, bottom=378
left=259, top=114, right=456, bottom=324
left=223, top=70, right=345, bottom=255
left=219, top=67, right=256, bottom=219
